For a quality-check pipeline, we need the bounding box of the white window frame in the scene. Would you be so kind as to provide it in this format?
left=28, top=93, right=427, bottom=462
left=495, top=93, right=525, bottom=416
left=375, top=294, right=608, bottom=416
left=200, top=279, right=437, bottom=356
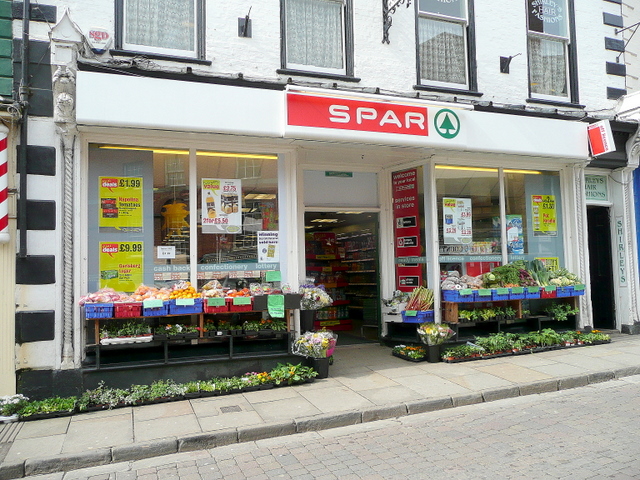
left=526, top=0, right=571, bottom=101
left=284, top=0, right=347, bottom=75
left=120, top=0, right=200, bottom=58
left=418, top=0, right=469, bottom=89
left=527, top=31, right=570, bottom=101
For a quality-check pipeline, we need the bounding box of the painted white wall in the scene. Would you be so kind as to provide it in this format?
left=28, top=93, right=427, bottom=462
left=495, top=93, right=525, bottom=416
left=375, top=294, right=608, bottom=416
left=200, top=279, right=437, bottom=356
left=623, top=0, right=640, bottom=92
left=30, top=0, right=622, bottom=111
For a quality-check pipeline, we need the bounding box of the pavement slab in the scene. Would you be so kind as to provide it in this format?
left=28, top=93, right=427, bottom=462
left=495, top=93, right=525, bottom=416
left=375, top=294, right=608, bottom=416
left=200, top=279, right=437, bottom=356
left=3, top=334, right=640, bottom=479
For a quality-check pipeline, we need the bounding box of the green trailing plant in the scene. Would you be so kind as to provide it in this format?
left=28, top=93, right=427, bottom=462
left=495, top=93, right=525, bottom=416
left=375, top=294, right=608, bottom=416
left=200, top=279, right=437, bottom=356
left=392, top=344, right=427, bottom=360
left=545, top=302, right=579, bottom=321
left=0, top=394, right=29, bottom=416
left=77, top=381, right=129, bottom=411
left=100, top=321, right=151, bottom=339
left=17, top=396, right=77, bottom=418
left=441, top=344, right=484, bottom=360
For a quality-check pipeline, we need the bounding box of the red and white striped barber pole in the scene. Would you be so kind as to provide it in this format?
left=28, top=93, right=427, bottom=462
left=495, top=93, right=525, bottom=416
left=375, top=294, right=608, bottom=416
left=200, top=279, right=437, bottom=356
left=0, top=125, right=9, bottom=243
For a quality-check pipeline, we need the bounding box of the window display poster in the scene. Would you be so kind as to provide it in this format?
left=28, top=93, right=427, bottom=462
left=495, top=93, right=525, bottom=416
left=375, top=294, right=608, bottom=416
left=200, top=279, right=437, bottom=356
left=201, top=178, right=242, bottom=234
left=98, top=176, right=143, bottom=231
left=531, top=195, right=557, bottom=236
left=505, top=214, right=524, bottom=254
left=257, top=231, right=279, bottom=263
left=392, top=169, right=422, bottom=292
left=99, top=241, right=143, bottom=292
left=443, top=197, right=472, bottom=245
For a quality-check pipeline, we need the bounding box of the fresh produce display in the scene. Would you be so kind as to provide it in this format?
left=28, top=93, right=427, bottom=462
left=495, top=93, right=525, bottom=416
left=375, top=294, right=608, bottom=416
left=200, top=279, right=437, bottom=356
left=80, top=280, right=290, bottom=305
left=405, top=286, right=434, bottom=311
left=169, top=281, right=199, bottom=299
left=440, top=261, right=582, bottom=290
left=440, top=271, right=483, bottom=290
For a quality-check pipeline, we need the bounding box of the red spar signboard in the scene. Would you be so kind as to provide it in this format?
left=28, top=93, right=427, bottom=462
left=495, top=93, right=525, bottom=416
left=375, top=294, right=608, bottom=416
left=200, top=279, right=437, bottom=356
left=287, top=92, right=429, bottom=136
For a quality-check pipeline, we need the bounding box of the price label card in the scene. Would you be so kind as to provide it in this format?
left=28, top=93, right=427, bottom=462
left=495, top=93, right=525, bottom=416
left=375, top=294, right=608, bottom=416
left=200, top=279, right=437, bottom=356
left=404, top=310, right=417, bottom=316
left=233, top=297, right=252, bottom=305
left=496, top=288, right=509, bottom=295
left=143, top=299, right=163, bottom=308
left=459, top=289, right=473, bottom=296
left=478, top=289, right=492, bottom=297
left=265, top=271, right=282, bottom=282
left=207, top=297, right=225, bottom=306
left=176, top=299, right=195, bottom=306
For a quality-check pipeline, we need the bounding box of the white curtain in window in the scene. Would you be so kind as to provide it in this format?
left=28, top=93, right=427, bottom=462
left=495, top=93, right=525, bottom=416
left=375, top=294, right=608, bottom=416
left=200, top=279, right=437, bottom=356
left=528, top=36, right=567, bottom=97
left=286, top=0, right=344, bottom=70
left=125, top=0, right=195, bottom=52
left=419, top=18, right=466, bottom=85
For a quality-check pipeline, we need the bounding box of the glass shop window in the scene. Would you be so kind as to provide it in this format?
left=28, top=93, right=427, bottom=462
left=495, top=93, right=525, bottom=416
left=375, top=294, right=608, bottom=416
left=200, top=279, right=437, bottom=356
left=87, top=144, right=279, bottom=293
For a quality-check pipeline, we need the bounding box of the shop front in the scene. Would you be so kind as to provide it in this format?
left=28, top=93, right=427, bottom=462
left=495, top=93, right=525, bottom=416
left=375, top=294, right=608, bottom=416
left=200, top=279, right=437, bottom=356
left=63, top=65, right=636, bottom=389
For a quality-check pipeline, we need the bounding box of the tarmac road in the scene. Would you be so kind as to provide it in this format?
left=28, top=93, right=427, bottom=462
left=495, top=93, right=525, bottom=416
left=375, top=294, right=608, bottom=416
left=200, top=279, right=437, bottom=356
left=23, top=374, right=640, bottom=480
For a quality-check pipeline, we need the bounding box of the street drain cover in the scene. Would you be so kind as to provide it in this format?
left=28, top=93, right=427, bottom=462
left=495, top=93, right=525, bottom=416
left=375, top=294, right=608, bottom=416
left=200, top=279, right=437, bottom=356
left=220, top=405, right=242, bottom=413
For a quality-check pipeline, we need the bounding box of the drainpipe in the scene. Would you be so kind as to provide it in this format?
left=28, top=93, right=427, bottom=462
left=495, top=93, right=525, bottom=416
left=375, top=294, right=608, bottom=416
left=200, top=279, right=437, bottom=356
left=18, top=0, right=30, bottom=258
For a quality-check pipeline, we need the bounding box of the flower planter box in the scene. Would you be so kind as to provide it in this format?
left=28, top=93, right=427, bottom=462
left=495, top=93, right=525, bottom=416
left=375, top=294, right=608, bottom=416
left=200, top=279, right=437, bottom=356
left=85, top=303, right=114, bottom=319
left=205, top=330, right=229, bottom=338
left=114, top=302, right=143, bottom=318
left=100, top=335, right=153, bottom=345
left=392, top=351, right=427, bottom=362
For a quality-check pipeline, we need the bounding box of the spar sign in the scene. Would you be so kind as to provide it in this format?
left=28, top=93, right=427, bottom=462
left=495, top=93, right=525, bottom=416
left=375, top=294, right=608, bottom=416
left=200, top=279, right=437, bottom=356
left=287, top=92, right=461, bottom=139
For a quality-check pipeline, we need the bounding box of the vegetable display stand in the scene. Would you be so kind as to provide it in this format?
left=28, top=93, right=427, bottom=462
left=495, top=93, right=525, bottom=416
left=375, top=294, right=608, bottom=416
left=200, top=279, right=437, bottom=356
left=83, top=307, right=295, bottom=370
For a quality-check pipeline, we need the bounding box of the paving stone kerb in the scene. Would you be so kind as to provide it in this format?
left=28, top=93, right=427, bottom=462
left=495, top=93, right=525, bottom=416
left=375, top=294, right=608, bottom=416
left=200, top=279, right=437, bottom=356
left=2, top=368, right=637, bottom=480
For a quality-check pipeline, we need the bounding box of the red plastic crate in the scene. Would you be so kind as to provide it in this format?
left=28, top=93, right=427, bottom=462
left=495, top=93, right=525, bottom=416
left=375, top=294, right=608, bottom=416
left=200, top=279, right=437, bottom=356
left=228, top=297, right=253, bottom=312
left=541, top=287, right=557, bottom=299
left=114, top=302, right=142, bottom=318
left=204, top=300, right=230, bottom=313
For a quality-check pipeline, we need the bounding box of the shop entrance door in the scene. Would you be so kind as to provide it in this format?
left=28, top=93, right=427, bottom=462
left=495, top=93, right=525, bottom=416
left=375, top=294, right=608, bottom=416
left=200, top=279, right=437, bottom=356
left=304, top=212, right=380, bottom=339
left=587, top=206, right=615, bottom=329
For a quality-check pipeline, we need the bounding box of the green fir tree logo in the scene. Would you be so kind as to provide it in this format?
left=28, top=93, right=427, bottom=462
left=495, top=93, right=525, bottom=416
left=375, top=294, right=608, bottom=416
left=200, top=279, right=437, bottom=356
left=434, top=109, right=461, bottom=139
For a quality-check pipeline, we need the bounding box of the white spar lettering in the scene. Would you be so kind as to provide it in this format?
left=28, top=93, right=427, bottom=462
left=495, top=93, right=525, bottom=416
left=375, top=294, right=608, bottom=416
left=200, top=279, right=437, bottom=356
left=328, top=105, right=425, bottom=130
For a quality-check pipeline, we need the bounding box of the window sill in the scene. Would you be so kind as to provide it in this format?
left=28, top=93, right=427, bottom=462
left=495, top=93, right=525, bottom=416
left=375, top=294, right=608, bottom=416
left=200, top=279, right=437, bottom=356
left=110, top=49, right=212, bottom=66
left=526, top=98, right=584, bottom=109
left=277, top=69, right=361, bottom=83
left=414, top=85, right=483, bottom=97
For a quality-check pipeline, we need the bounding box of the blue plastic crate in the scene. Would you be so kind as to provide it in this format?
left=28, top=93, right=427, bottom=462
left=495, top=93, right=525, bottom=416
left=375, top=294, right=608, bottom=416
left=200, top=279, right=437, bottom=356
left=143, top=301, right=170, bottom=317
left=556, top=286, right=574, bottom=297
left=475, top=289, right=493, bottom=302
left=492, top=289, right=510, bottom=301
left=401, top=311, right=421, bottom=323
left=84, top=303, right=114, bottom=319
left=573, top=285, right=585, bottom=296
left=169, top=298, right=203, bottom=315
left=418, top=310, right=435, bottom=323
left=509, top=287, right=525, bottom=300
left=525, top=287, right=541, bottom=299
left=442, top=290, right=460, bottom=302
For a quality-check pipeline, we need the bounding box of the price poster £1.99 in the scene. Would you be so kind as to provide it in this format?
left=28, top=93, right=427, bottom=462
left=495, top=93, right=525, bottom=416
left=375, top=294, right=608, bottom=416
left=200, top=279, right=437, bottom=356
left=98, top=176, right=143, bottom=232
